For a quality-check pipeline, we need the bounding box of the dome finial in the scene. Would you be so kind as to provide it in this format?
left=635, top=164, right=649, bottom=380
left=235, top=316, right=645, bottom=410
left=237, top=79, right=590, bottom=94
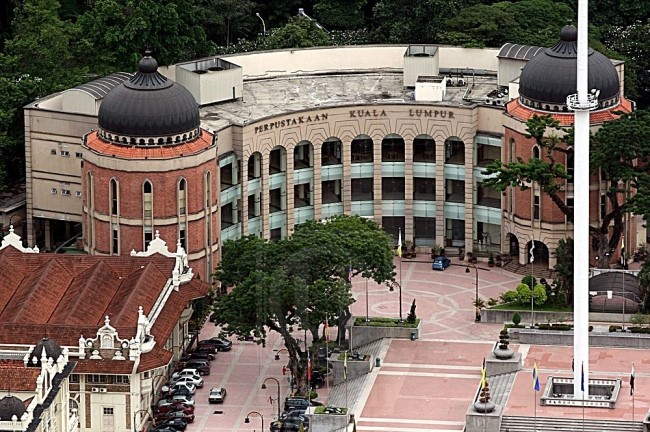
left=560, top=24, right=577, bottom=42
left=138, top=51, right=158, bottom=74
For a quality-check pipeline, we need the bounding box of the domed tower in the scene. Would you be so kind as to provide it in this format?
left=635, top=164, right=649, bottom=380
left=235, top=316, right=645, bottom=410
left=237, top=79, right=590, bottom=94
left=82, top=52, right=220, bottom=280
left=0, top=395, right=26, bottom=421
left=502, top=26, right=633, bottom=269
left=29, top=338, right=63, bottom=366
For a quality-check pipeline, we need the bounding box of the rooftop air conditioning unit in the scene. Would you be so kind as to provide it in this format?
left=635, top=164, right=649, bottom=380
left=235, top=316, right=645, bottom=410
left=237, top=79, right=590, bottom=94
left=496, top=99, right=505, bottom=106
left=485, top=98, right=493, bottom=105
left=91, top=388, right=100, bottom=393
left=99, top=388, right=108, bottom=393
left=457, top=78, right=465, bottom=87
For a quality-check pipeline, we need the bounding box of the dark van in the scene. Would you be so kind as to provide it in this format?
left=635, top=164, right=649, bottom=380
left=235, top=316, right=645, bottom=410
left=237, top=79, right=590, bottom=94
left=184, top=360, right=210, bottom=376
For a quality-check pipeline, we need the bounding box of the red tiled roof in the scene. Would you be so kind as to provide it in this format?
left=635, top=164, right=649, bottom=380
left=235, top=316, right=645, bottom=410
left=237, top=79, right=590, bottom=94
left=0, top=360, right=40, bottom=391
left=0, top=247, right=210, bottom=372
left=506, top=98, right=633, bottom=126
left=84, top=129, right=214, bottom=160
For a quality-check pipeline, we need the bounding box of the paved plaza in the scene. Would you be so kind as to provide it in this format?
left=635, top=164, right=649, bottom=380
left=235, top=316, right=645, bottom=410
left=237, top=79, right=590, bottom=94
left=180, top=258, right=647, bottom=431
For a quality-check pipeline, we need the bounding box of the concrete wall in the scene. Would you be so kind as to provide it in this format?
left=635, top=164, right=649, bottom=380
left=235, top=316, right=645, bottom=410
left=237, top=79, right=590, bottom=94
left=305, top=407, right=350, bottom=432
left=349, top=317, right=421, bottom=350
left=518, top=329, right=650, bottom=349
left=483, top=308, right=635, bottom=324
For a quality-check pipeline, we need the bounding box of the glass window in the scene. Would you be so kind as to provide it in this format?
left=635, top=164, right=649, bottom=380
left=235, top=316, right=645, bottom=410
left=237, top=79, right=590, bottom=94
left=351, top=135, right=373, bottom=163
left=413, top=135, right=435, bottom=163
left=351, top=178, right=373, bottom=201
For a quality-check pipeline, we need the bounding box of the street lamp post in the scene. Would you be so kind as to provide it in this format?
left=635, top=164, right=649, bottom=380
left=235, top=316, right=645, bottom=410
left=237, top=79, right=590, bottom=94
left=133, top=409, right=151, bottom=432
left=255, top=13, right=266, bottom=37
left=262, top=377, right=281, bottom=419
left=465, top=264, right=480, bottom=322
left=388, top=281, right=402, bottom=322
left=245, top=411, right=264, bottom=432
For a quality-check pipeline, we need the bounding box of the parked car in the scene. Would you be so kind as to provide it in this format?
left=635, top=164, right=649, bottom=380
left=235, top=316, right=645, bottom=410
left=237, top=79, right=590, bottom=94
left=283, top=397, right=322, bottom=412
left=155, top=399, right=193, bottom=412
left=149, top=427, right=176, bottom=432
left=182, top=351, right=214, bottom=362
left=270, top=419, right=305, bottom=432
left=183, top=361, right=210, bottom=376
left=156, top=410, right=195, bottom=423
left=432, top=256, right=452, bottom=271
left=169, top=395, right=195, bottom=407
left=195, top=342, right=218, bottom=353
left=204, top=337, right=233, bottom=351
left=155, top=404, right=194, bottom=415
left=171, top=386, right=193, bottom=398
left=156, top=418, right=188, bottom=431
left=208, top=387, right=227, bottom=403
left=172, top=382, right=196, bottom=395
left=171, top=369, right=201, bottom=382
left=172, top=375, right=203, bottom=388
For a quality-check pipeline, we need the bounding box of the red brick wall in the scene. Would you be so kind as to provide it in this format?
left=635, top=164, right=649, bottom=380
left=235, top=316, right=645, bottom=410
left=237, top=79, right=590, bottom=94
left=82, top=154, right=220, bottom=279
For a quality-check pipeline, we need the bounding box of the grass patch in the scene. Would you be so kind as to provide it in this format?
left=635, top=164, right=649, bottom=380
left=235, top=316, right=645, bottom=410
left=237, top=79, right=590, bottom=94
left=490, top=303, right=573, bottom=312
left=354, top=317, right=420, bottom=328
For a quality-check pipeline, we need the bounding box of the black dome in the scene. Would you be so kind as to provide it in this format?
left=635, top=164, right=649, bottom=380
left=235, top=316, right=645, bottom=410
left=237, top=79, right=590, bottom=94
left=98, top=52, right=200, bottom=141
left=30, top=337, right=63, bottom=366
left=519, top=25, right=619, bottom=107
left=0, top=395, right=26, bottom=421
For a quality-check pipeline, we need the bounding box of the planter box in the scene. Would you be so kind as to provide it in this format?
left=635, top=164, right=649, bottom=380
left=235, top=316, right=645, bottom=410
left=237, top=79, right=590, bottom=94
left=330, top=353, right=373, bottom=386
left=518, top=329, right=650, bottom=349
left=349, top=316, right=422, bottom=350
left=483, top=309, right=635, bottom=325
left=305, top=407, right=350, bottom=432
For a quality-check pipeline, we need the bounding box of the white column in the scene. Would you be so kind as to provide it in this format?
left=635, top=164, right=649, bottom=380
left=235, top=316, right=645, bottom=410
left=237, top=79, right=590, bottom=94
left=572, top=0, right=591, bottom=400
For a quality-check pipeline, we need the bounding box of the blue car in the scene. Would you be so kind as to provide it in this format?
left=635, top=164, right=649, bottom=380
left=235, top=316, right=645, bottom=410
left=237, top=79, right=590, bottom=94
left=432, top=256, right=451, bottom=271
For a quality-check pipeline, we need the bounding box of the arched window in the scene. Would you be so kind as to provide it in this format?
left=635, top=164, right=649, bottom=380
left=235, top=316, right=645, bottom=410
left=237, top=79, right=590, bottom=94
left=178, top=178, right=187, bottom=214
left=248, top=153, right=262, bottom=179
left=351, top=135, right=373, bottom=163
left=110, top=178, right=118, bottom=216
left=509, top=138, right=516, bottom=163
left=143, top=181, right=153, bottom=218
left=381, top=134, right=405, bottom=162
left=533, top=146, right=540, bottom=159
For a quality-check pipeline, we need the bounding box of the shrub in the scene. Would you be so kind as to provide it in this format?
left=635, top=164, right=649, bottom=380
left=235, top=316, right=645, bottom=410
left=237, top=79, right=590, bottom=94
left=630, top=313, right=649, bottom=326
left=487, top=297, right=499, bottom=307
left=609, top=325, right=622, bottom=332
left=516, top=283, right=532, bottom=305
left=354, top=317, right=419, bottom=328
left=501, top=290, right=518, bottom=303
left=498, top=328, right=510, bottom=349
left=512, top=312, right=521, bottom=326
left=536, top=323, right=572, bottom=331
left=532, top=283, right=547, bottom=306
left=309, top=390, right=319, bottom=400
left=406, top=299, right=417, bottom=323
left=521, top=275, right=537, bottom=288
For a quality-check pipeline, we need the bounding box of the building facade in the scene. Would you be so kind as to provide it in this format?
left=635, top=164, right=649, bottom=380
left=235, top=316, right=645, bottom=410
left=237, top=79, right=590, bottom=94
left=23, top=32, right=639, bottom=270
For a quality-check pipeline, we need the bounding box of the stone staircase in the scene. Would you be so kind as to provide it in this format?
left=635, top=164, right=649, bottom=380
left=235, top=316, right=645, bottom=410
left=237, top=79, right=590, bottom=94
left=501, top=260, right=556, bottom=280
left=485, top=372, right=517, bottom=406
left=500, top=415, right=644, bottom=432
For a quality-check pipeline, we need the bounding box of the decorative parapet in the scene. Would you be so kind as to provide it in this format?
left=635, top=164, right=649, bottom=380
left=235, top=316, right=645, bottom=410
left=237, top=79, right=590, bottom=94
left=79, top=310, right=155, bottom=361
left=0, top=225, right=39, bottom=252
left=130, top=231, right=193, bottom=287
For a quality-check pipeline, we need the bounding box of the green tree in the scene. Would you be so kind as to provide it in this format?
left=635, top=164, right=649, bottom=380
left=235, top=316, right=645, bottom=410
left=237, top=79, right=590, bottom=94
left=370, top=0, right=470, bottom=44
left=214, top=215, right=394, bottom=396
left=196, top=0, right=255, bottom=46
left=439, top=4, right=521, bottom=48
left=637, top=258, right=650, bottom=311
left=314, top=0, right=366, bottom=30
left=78, top=0, right=213, bottom=72
left=265, top=17, right=330, bottom=49
left=553, top=237, right=574, bottom=306
left=495, top=0, right=573, bottom=47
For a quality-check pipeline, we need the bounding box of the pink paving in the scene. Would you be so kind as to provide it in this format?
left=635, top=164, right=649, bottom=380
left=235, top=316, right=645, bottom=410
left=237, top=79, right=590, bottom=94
left=178, top=258, right=647, bottom=431
left=506, top=344, right=648, bottom=422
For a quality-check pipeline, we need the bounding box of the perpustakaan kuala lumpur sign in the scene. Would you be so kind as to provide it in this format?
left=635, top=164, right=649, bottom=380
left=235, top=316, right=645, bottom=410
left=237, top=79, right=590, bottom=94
left=253, top=109, right=456, bottom=133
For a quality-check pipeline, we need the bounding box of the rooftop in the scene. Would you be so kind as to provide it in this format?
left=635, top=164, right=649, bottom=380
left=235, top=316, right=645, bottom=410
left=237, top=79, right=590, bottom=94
left=199, top=71, right=500, bottom=131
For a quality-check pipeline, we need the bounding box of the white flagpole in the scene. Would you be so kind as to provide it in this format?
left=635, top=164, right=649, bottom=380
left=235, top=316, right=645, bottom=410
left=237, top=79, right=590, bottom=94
left=530, top=238, right=535, bottom=327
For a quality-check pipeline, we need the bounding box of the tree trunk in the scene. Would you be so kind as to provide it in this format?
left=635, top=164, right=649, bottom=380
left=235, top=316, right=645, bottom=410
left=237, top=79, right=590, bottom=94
left=337, top=306, right=351, bottom=345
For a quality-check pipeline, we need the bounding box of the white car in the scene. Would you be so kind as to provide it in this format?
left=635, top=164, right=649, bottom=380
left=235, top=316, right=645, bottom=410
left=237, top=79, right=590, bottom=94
left=170, top=394, right=195, bottom=406
left=172, top=369, right=201, bottom=381
left=173, top=375, right=204, bottom=388
left=208, top=387, right=227, bottom=404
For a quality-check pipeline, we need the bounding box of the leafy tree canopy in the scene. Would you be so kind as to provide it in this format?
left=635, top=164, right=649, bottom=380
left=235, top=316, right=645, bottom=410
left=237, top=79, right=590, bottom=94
left=214, top=215, right=394, bottom=395
left=313, top=0, right=366, bottom=31
left=553, top=237, right=574, bottom=306
left=78, top=0, right=214, bottom=72
left=265, top=16, right=330, bottom=49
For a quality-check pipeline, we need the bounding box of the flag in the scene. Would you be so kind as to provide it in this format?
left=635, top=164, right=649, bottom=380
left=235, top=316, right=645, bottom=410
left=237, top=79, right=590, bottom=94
left=397, top=228, right=403, bottom=258
left=533, top=361, right=540, bottom=392
left=480, top=358, right=486, bottom=389
left=343, top=351, right=348, bottom=380
left=630, top=364, right=635, bottom=396
left=530, top=241, right=535, bottom=263
left=581, top=362, right=585, bottom=393
left=307, top=351, right=312, bottom=381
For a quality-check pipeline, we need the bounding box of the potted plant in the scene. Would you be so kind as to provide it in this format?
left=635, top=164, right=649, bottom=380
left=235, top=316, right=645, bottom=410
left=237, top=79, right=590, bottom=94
left=488, top=253, right=495, bottom=267
left=459, top=247, right=465, bottom=261
left=494, top=328, right=514, bottom=359
left=495, top=254, right=502, bottom=267
left=430, top=245, right=441, bottom=259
